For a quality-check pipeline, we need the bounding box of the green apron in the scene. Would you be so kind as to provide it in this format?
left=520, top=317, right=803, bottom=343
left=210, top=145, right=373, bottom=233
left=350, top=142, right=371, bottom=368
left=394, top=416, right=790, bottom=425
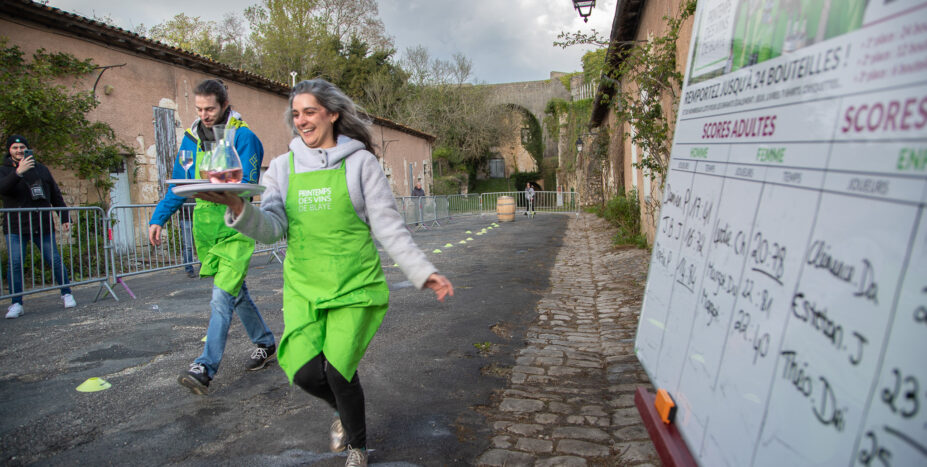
left=277, top=153, right=389, bottom=382
left=192, top=149, right=255, bottom=296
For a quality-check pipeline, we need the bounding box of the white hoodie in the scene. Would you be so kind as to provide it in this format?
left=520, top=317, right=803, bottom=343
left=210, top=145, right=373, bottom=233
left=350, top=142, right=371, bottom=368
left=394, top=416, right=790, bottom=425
left=226, top=135, right=437, bottom=289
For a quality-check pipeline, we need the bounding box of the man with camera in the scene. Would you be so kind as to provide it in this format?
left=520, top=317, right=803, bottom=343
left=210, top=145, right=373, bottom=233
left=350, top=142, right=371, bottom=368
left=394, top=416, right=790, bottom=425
left=0, top=135, right=76, bottom=318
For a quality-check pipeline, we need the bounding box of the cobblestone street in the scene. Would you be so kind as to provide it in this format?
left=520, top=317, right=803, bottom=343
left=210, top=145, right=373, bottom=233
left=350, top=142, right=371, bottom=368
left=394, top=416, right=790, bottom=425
left=0, top=212, right=658, bottom=465
left=477, top=213, right=658, bottom=466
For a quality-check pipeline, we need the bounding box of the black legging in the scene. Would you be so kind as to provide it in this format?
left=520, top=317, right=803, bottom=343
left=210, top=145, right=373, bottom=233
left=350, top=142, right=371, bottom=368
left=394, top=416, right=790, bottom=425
left=293, top=353, right=366, bottom=449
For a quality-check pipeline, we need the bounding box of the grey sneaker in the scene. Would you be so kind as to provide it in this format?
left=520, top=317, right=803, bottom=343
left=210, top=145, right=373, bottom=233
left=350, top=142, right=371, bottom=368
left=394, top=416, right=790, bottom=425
left=62, top=294, right=76, bottom=308
left=6, top=303, right=23, bottom=319
left=345, top=446, right=367, bottom=467
left=330, top=417, right=347, bottom=452
left=178, top=363, right=210, bottom=395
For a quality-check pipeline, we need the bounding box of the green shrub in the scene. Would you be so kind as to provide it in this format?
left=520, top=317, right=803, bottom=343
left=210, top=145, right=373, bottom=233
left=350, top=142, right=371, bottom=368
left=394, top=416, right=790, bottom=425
left=433, top=175, right=464, bottom=195
left=512, top=171, right=539, bottom=191
left=472, top=178, right=513, bottom=193
left=591, top=190, right=649, bottom=249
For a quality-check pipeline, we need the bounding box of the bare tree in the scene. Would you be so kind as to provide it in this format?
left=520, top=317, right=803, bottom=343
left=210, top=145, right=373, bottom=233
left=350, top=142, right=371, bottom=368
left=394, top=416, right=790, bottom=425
left=450, top=52, right=473, bottom=86
left=402, top=45, right=432, bottom=87
left=314, top=0, right=394, bottom=51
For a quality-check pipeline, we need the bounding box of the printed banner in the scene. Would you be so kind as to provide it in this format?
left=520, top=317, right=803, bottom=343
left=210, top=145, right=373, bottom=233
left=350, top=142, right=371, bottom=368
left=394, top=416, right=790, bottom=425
left=635, top=1, right=927, bottom=466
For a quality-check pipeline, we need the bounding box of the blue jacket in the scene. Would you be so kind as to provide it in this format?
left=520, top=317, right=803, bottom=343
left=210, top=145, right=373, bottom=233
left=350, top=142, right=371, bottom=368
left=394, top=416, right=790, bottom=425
left=149, top=110, right=263, bottom=226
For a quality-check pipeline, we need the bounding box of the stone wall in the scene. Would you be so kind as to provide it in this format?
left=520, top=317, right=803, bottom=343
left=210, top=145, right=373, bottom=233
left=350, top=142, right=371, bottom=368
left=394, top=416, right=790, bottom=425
left=584, top=0, right=695, bottom=242
left=0, top=8, right=433, bottom=209
left=619, top=0, right=695, bottom=243
left=486, top=75, right=571, bottom=160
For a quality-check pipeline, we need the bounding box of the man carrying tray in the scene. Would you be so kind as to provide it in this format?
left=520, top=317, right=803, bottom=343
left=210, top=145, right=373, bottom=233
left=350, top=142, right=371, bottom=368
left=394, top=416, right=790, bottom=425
left=148, top=78, right=276, bottom=395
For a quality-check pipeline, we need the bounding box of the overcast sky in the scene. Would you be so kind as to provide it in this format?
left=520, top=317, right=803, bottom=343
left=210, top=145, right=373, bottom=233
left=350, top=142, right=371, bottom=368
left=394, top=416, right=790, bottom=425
left=44, top=0, right=617, bottom=84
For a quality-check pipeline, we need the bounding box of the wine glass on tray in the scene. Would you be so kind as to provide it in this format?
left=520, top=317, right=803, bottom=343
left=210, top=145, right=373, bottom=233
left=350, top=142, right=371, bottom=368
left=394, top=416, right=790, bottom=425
left=177, top=150, right=195, bottom=178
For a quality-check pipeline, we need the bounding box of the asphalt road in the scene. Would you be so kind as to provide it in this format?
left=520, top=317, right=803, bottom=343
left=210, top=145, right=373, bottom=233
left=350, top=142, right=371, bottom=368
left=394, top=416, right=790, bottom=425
left=0, top=212, right=570, bottom=466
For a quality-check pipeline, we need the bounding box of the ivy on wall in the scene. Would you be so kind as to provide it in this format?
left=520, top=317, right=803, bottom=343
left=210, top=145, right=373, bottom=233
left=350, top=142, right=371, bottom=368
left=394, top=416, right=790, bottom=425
left=602, top=0, right=697, bottom=184
left=0, top=39, right=132, bottom=204
left=521, top=111, right=543, bottom=172
left=557, top=73, right=576, bottom=91
left=544, top=97, right=593, bottom=177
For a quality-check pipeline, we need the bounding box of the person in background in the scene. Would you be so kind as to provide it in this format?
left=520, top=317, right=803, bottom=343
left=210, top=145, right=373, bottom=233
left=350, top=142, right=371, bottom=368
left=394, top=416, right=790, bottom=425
left=411, top=181, right=425, bottom=197
left=525, top=182, right=536, bottom=217
left=0, top=135, right=76, bottom=318
left=411, top=181, right=425, bottom=226
left=197, top=79, right=454, bottom=467
left=148, top=79, right=275, bottom=394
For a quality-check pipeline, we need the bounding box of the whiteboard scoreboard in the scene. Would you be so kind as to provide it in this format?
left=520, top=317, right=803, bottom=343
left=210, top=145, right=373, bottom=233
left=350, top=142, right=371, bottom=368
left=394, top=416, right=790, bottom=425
left=635, top=0, right=927, bottom=465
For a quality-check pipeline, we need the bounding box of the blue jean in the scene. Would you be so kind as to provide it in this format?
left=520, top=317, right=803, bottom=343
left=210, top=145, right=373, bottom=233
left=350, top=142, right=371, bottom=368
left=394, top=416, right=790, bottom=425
left=6, top=233, right=72, bottom=305
left=180, top=218, right=195, bottom=274
left=195, top=282, right=275, bottom=378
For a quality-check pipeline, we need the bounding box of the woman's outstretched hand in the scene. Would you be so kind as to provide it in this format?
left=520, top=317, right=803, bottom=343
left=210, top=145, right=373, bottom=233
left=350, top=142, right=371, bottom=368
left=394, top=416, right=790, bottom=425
left=424, top=273, right=454, bottom=302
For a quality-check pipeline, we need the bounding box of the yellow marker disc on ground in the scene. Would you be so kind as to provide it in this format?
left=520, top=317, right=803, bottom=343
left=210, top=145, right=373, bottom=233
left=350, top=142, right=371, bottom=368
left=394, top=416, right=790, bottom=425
left=459, top=240, right=467, bottom=244
left=467, top=237, right=474, bottom=241
left=476, top=232, right=484, bottom=236
left=444, top=243, right=453, bottom=247
left=465, top=230, right=472, bottom=234
left=433, top=249, right=442, bottom=253
left=201, top=336, right=207, bottom=342
left=76, top=377, right=112, bottom=392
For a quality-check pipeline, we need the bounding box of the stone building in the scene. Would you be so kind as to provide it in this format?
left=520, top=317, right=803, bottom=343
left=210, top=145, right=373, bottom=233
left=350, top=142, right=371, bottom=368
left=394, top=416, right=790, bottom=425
left=585, top=0, right=696, bottom=242
left=0, top=0, right=434, bottom=209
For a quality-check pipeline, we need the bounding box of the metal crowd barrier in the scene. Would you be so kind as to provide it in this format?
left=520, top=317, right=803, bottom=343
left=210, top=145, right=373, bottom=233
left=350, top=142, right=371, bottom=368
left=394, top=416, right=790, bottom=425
left=395, top=191, right=578, bottom=229
left=445, top=194, right=482, bottom=217
left=0, top=191, right=578, bottom=305
left=106, top=202, right=285, bottom=299
left=0, top=206, right=115, bottom=304
left=395, top=194, right=484, bottom=230
left=479, top=191, right=579, bottom=216
left=107, top=203, right=189, bottom=299
left=397, top=196, right=437, bottom=228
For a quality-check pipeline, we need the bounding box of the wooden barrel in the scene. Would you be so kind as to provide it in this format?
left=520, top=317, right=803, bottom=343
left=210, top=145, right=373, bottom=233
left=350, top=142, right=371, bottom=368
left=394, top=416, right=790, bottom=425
left=497, top=196, right=515, bottom=222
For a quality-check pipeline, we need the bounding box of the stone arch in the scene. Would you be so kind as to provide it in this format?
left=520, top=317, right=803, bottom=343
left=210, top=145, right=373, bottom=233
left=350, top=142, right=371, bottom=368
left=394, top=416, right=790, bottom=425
left=484, top=78, right=571, bottom=160
left=483, top=103, right=544, bottom=185
left=502, top=103, right=543, bottom=168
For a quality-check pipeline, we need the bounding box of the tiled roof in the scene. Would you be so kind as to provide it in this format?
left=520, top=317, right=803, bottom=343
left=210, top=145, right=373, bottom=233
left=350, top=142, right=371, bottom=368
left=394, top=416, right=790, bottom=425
left=0, top=0, right=435, bottom=142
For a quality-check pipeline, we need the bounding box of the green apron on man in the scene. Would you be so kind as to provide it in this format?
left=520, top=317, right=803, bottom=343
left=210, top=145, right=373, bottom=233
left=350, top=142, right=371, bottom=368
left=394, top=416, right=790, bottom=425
left=191, top=149, right=255, bottom=296
left=277, top=154, right=389, bottom=382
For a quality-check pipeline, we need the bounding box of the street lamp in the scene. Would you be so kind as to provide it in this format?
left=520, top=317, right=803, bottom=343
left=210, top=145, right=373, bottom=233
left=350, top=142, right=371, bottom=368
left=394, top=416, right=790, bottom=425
left=572, top=0, right=595, bottom=23
left=575, top=136, right=584, bottom=154
left=289, top=71, right=297, bottom=87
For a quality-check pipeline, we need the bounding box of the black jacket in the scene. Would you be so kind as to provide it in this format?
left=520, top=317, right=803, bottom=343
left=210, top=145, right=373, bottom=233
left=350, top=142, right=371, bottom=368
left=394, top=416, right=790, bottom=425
left=0, top=155, right=70, bottom=236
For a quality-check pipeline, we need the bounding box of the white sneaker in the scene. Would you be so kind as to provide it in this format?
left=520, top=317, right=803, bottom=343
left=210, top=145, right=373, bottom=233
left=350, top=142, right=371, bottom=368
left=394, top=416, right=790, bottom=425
left=6, top=303, right=23, bottom=319
left=63, top=294, right=76, bottom=308
left=345, top=446, right=367, bottom=467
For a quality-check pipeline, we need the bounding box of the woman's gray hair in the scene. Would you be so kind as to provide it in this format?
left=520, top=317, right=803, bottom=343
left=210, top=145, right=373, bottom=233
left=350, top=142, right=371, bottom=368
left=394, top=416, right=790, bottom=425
left=285, top=79, right=375, bottom=152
